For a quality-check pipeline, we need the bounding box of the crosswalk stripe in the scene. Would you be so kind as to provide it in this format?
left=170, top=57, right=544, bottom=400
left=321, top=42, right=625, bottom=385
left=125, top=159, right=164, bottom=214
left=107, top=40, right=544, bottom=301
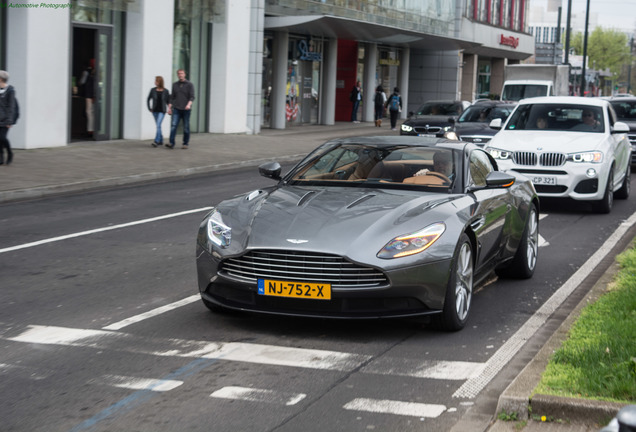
left=210, top=386, right=307, bottom=406
left=89, top=375, right=183, bottom=392
left=343, top=398, right=446, bottom=418
left=362, top=357, right=485, bottom=380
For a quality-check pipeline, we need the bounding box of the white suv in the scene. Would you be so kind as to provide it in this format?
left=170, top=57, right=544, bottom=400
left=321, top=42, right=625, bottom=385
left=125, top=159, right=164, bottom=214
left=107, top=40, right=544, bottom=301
left=485, top=96, right=631, bottom=213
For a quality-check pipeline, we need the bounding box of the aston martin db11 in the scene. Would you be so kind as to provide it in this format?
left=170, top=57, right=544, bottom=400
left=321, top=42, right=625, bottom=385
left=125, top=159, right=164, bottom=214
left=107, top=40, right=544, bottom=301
left=196, top=137, right=539, bottom=331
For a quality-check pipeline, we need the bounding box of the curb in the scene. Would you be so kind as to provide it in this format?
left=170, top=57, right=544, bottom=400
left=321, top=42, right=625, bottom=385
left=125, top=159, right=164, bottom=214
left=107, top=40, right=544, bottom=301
left=494, top=256, right=629, bottom=426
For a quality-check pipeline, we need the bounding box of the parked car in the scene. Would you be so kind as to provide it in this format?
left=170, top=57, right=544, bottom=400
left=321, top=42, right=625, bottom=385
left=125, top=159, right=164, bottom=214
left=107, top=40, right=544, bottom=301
left=445, top=101, right=516, bottom=146
left=196, top=136, right=539, bottom=331
left=608, top=96, right=636, bottom=164
left=485, top=96, right=631, bottom=213
left=400, top=100, right=468, bottom=137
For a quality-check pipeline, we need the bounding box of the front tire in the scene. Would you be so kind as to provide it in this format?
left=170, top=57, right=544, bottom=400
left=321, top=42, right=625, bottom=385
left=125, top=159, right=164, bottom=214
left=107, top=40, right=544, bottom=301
left=439, top=234, right=473, bottom=331
left=594, top=170, right=613, bottom=214
left=615, top=163, right=631, bottom=200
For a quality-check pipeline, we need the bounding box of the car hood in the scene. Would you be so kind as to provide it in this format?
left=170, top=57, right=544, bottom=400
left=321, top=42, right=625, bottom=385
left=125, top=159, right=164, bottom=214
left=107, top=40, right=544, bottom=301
left=217, top=185, right=462, bottom=260
left=489, top=130, right=607, bottom=151
left=405, top=115, right=456, bottom=126
left=455, top=122, right=497, bottom=136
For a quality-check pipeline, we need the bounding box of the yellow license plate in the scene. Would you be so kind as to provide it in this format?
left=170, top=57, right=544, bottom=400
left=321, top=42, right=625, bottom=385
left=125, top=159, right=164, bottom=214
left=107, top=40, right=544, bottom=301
left=257, top=279, right=331, bottom=300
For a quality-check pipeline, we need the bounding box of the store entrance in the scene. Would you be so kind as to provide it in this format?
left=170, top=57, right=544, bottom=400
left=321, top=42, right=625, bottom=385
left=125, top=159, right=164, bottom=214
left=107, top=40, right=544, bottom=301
left=71, top=24, right=112, bottom=141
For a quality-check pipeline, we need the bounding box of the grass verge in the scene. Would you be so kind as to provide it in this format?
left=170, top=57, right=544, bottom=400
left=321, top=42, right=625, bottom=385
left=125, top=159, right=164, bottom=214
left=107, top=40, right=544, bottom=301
left=534, top=245, right=636, bottom=403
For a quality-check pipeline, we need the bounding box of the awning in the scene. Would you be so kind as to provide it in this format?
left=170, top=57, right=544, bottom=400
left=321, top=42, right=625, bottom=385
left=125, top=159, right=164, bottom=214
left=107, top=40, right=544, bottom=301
left=265, top=15, right=480, bottom=51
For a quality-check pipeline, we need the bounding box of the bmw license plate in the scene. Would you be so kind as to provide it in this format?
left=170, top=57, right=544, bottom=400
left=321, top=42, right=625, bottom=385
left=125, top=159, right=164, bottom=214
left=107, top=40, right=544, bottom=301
left=258, top=279, right=331, bottom=300
left=531, top=176, right=557, bottom=185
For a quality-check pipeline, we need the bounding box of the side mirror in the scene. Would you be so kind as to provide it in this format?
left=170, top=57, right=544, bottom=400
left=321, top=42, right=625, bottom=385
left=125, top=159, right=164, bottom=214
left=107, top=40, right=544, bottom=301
left=485, top=171, right=515, bottom=188
left=259, top=161, right=282, bottom=180
left=489, top=118, right=503, bottom=130
left=612, top=121, right=630, bottom=134
left=408, top=111, right=414, bottom=118
left=448, top=117, right=456, bottom=125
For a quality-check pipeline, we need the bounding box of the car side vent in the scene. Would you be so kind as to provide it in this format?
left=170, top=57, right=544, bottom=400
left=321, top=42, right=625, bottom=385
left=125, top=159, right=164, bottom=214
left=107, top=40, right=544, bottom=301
left=513, top=152, right=538, bottom=166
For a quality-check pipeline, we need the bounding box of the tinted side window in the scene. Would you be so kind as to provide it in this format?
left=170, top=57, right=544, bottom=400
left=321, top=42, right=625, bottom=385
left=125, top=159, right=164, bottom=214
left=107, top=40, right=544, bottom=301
left=469, top=150, right=495, bottom=187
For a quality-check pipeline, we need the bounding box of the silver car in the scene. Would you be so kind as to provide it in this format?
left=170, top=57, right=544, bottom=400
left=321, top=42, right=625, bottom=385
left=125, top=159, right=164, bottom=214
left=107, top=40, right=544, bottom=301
left=196, top=137, right=539, bottom=331
left=485, top=96, right=631, bottom=213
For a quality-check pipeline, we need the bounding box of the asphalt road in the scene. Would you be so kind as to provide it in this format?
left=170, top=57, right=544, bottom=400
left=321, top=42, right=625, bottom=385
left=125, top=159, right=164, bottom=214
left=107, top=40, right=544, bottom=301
left=1, top=168, right=635, bottom=432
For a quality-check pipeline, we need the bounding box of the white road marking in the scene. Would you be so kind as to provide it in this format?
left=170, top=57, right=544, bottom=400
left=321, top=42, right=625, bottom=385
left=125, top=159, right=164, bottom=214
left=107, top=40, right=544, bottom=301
left=8, top=325, right=371, bottom=371
left=102, top=295, right=200, bottom=330
left=343, top=398, right=446, bottom=418
left=89, top=375, right=183, bottom=392
left=453, top=210, right=636, bottom=399
left=210, top=386, right=306, bottom=406
left=0, top=207, right=213, bottom=254
left=362, top=358, right=485, bottom=380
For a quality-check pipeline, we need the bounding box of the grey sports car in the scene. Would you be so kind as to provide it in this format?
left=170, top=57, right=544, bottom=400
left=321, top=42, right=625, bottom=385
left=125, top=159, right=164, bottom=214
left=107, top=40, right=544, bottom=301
left=196, top=137, right=539, bottom=331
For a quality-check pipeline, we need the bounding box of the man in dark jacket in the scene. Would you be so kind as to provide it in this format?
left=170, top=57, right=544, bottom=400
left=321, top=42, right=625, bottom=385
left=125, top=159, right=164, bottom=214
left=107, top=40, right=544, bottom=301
left=0, top=70, right=16, bottom=165
left=167, top=69, right=196, bottom=149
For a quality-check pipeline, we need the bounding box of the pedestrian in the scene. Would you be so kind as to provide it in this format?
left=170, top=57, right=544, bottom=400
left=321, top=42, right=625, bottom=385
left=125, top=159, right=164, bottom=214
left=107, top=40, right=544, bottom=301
left=0, top=70, right=16, bottom=166
left=147, top=76, right=170, bottom=147
left=167, top=69, right=195, bottom=149
left=78, top=59, right=95, bottom=139
left=349, top=79, right=362, bottom=123
left=385, top=87, right=402, bottom=131
left=373, top=85, right=386, bottom=127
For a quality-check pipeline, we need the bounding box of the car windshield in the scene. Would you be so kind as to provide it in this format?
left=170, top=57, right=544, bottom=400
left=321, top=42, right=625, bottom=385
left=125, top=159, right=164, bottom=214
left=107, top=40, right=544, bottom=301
left=416, top=102, right=462, bottom=116
left=610, top=100, right=636, bottom=120
left=501, top=84, right=549, bottom=101
left=288, top=144, right=457, bottom=192
left=505, top=103, right=605, bottom=133
left=458, top=105, right=514, bottom=123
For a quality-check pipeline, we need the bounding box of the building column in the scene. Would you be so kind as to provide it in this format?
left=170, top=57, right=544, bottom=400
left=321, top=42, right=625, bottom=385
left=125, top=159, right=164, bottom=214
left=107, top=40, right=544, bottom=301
left=321, top=38, right=338, bottom=125
left=461, top=53, right=477, bottom=102
left=123, top=0, right=174, bottom=141
left=362, top=43, right=377, bottom=123
left=491, top=58, right=507, bottom=99
left=270, top=31, right=288, bottom=130
left=209, top=1, right=251, bottom=133
left=6, top=7, right=70, bottom=149
left=247, top=0, right=265, bottom=135
left=398, top=47, right=410, bottom=119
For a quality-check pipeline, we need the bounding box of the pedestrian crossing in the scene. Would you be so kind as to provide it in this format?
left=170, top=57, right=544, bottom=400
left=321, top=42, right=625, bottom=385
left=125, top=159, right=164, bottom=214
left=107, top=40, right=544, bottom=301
left=3, top=323, right=485, bottom=422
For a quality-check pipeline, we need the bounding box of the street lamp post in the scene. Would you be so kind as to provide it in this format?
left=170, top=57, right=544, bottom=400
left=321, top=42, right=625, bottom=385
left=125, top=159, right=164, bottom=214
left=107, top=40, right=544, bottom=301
left=580, top=0, right=591, bottom=96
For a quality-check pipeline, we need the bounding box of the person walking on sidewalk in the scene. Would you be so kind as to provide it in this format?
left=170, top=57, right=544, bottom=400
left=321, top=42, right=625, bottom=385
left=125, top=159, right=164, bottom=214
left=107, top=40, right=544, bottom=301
left=147, top=76, right=170, bottom=147
left=349, top=80, right=362, bottom=123
left=0, top=70, right=17, bottom=165
left=373, top=85, right=386, bottom=127
left=167, top=69, right=195, bottom=149
left=385, top=87, right=402, bottom=131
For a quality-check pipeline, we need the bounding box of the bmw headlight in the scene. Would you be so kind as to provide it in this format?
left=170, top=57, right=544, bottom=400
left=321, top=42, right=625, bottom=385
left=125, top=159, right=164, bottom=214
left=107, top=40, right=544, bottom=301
left=401, top=124, right=413, bottom=133
left=487, top=148, right=512, bottom=160
left=567, top=151, right=603, bottom=163
left=378, top=223, right=446, bottom=259
left=207, top=210, right=231, bottom=248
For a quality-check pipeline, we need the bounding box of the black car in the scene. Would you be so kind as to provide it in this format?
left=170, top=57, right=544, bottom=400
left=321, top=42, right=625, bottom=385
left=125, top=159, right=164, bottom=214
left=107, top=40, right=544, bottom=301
left=400, top=100, right=467, bottom=137
left=447, top=101, right=516, bottom=146
left=608, top=96, right=636, bottom=164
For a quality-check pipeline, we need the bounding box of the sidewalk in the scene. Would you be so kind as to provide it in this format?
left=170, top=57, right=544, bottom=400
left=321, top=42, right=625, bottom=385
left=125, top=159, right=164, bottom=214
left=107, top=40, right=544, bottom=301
left=0, top=121, right=629, bottom=431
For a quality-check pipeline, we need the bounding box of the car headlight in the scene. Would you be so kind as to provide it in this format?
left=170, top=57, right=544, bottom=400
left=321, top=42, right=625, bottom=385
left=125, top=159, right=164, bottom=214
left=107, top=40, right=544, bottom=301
left=445, top=131, right=459, bottom=140
left=207, top=210, right=231, bottom=248
left=567, top=151, right=603, bottom=163
left=401, top=124, right=413, bottom=132
left=377, top=222, right=446, bottom=259
left=487, top=147, right=512, bottom=160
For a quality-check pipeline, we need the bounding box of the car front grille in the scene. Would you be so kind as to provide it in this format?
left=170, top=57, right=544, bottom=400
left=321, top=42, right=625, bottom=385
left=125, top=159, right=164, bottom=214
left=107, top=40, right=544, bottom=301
left=220, top=250, right=388, bottom=288
left=459, top=135, right=492, bottom=145
left=413, top=126, right=443, bottom=135
left=513, top=151, right=566, bottom=167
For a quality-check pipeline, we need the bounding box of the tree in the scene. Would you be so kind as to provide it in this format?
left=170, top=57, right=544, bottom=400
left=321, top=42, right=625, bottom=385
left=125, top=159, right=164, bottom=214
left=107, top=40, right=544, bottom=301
left=570, top=28, right=631, bottom=77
